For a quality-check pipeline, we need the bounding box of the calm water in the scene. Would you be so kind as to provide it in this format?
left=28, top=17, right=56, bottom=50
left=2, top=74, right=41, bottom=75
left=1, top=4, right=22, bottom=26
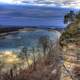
left=0, top=30, right=61, bottom=52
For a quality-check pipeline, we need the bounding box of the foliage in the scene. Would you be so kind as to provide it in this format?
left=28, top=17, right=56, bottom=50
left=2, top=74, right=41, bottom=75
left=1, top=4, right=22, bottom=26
left=60, top=10, right=80, bottom=47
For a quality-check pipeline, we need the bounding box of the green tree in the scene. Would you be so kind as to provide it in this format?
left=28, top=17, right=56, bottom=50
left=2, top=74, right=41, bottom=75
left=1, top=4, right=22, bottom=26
left=64, top=10, right=75, bottom=24
left=60, top=10, right=80, bottom=47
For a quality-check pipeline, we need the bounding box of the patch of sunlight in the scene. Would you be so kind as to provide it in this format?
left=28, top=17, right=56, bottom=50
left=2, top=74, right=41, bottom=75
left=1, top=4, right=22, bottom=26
left=24, top=59, right=33, bottom=65
left=1, top=50, right=20, bottom=64
left=64, top=61, right=80, bottom=69
left=64, top=61, right=75, bottom=70
left=64, top=76, right=72, bottom=80
left=3, top=51, right=17, bottom=58
left=5, top=58, right=19, bottom=64
left=28, top=59, right=33, bottom=65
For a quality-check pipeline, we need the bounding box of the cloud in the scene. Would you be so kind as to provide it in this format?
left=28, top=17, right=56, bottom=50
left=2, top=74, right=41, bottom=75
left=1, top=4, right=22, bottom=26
left=12, top=0, right=80, bottom=8
left=0, top=0, right=80, bottom=8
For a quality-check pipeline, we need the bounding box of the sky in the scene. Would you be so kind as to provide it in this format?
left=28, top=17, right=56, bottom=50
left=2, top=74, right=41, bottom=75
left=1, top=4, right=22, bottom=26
left=0, top=0, right=79, bottom=28
left=0, top=0, right=80, bottom=8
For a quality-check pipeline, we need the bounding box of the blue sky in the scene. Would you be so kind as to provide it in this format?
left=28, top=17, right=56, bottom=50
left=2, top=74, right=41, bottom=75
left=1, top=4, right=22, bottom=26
left=0, top=0, right=79, bottom=28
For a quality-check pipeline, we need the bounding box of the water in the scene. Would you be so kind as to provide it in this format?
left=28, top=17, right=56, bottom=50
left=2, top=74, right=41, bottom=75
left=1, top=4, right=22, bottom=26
left=0, top=30, right=61, bottom=51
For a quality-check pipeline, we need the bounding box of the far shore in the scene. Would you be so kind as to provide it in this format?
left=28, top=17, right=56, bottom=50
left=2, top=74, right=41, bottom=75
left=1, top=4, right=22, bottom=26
left=0, top=26, right=64, bottom=34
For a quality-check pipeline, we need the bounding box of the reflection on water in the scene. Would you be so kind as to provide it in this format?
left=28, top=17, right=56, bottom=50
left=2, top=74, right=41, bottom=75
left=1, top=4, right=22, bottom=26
left=0, top=30, right=61, bottom=72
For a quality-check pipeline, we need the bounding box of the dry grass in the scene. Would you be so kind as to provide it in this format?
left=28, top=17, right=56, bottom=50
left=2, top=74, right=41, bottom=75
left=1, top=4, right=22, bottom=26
left=0, top=54, right=61, bottom=80
left=73, top=66, right=80, bottom=79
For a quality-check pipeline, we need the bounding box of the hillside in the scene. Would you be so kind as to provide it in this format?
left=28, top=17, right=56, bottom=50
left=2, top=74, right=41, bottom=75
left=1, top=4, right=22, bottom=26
left=60, top=19, right=80, bottom=80
left=60, top=19, right=80, bottom=47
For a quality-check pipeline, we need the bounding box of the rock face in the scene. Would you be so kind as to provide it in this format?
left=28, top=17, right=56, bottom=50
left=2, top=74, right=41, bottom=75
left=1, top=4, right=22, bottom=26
left=60, top=20, right=80, bottom=80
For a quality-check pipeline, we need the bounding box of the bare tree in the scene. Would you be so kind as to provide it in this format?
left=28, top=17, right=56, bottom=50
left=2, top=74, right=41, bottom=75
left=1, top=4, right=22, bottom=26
left=21, top=47, right=30, bottom=68
left=32, top=47, right=36, bottom=70
left=38, top=35, right=49, bottom=57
